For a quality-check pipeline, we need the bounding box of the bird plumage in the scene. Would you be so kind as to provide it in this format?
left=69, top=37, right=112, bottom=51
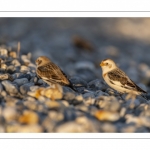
left=35, top=56, right=76, bottom=91
left=100, top=59, right=147, bottom=100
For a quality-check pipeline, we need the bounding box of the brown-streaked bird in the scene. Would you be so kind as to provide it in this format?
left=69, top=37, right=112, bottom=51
left=100, top=59, right=148, bottom=100
left=35, top=56, right=77, bottom=91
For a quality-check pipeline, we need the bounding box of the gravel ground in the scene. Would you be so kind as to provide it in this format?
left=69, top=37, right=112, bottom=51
left=1, top=18, right=150, bottom=132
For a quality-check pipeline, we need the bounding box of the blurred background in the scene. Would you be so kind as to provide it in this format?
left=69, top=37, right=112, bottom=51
left=0, top=18, right=150, bottom=87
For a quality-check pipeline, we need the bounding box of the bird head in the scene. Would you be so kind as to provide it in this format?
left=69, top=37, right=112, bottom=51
left=100, top=59, right=117, bottom=72
left=35, top=56, right=51, bottom=66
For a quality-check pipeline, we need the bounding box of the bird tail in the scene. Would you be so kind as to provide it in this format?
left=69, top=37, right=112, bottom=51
left=68, top=82, right=85, bottom=92
left=140, top=94, right=149, bottom=101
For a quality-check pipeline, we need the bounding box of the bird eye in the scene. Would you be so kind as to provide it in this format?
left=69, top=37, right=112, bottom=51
left=106, top=63, right=108, bottom=65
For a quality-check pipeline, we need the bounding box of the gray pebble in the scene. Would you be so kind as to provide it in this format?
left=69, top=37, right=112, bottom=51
left=2, top=80, right=18, bottom=95
left=69, top=76, right=87, bottom=87
left=13, top=78, right=29, bottom=86
left=0, top=83, right=3, bottom=94
left=88, top=79, right=107, bottom=91
left=17, top=73, right=32, bottom=80
left=20, top=83, right=34, bottom=94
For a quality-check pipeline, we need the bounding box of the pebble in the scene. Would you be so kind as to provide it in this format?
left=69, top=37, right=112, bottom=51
left=6, top=124, right=43, bottom=133
left=0, top=48, right=8, bottom=57
left=7, top=65, right=16, bottom=73
left=19, top=110, right=39, bottom=124
left=94, top=110, right=120, bottom=121
left=3, top=107, right=18, bottom=122
left=88, top=79, right=107, bottom=91
left=0, top=83, right=3, bottom=93
left=20, top=65, right=30, bottom=72
left=48, top=111, right=64, bottom=122
left=17, top=73, right=32, bottom=80
left=55, top=122, right=89, bottom=132
left=0, top=74, right=13, bottom=81
left=2, top=80, right=18, bottom=95
left=9, top=51, right=17, bottom=58
left=20, top=83, right=34, bottom=94
left=101, top=123, right=117, bottom=132
left=13, top=78, right=29, bottom=86
left=95, top=96, right=121, bottom=112
left=69, top=76, right=87, bottom=87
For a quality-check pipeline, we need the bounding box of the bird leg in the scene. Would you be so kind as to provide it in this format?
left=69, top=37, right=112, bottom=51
left=125, top=91, right=136, bottom=100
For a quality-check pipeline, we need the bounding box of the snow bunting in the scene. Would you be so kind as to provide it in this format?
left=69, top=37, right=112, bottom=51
left=35, top=56, right=76, bottom=91
left=100, top=59, right=147, bottom=100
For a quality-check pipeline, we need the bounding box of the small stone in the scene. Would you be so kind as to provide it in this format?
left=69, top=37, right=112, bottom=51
left=3, top=107, right=18, bottom=122
left=55, top=122, right=84, bottom=132
left=48, top=111, right=64, bottom=122
left=75, top=116, right=99, bottom=132
left=88, top=79, right=107, bottom=91
left=33, top=77, right=38, bottom=83
left=20, top=83, right=34, bottom=94
left=120, top=107, right=126, bottom=117
left=83, top=92, right=95, bottom=105
left=63, top=92, right=76, bottom=100
left=101, top=123, right=117, bottom=132
left=38, top=79, right=45, bottom=85
left=6, top=124, right=43, bottom=133
left=18, top=73, right=32, bottom=80
left=4, top=96, right=19, bottom=105
left=61, top=100, right=69, bottom=107
left=9, top=51, right=17, bottom=58
left=0, top=63, right=7, bottom=71
left=95, top=110, right=120, bottom=121
left=21, top=54, right=31, bottom=65
left=2, top=80, right=18, bottom=95
left=45, top=101, right=61, bottom=110
left=0, top=83, right=3, bottom=94
left=95, top=96, right=120, bottom=112
left=12, top=73, right=22, bottom=80
left=13, top=78, right=28, bottom=86
left=23, top=101, right=37, bottom=111
left=6, top=65, right=16, bottom=73
left=121, top=125, right=136, bottom=133
left=1, top=90, right=7, bottom=97
left=0, top=74, right=14, bottom=81
left=0, top=48, right=8, bottom=57
left=69, top=76, right=87, bottom=87
left=11, top=59, right=21, bottom=66
left=20, top=65, right=30, bottom=73
left=0, top=126, right=5, bottom=132
left=44, top=87, right=63, bottom=100
left=75, top=104, right=89, bottom=112
left=19, top=110, right=39, bottom=124
left=95, top=90, right=109, bottom=97
left=24, top=96, right=36, bottom=102
left=42, top=117, right=55, bottom=132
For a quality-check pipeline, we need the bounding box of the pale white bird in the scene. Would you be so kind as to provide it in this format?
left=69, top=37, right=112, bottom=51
left=100, top=59, right=147, bottom=100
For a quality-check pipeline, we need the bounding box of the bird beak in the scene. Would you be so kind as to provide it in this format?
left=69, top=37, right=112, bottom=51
left=100, top=62, right=105, bottom=67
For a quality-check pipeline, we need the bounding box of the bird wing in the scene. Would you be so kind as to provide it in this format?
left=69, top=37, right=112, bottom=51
left=37, top=62, right=70, bottom=85
left=107, top=68, right=147, bottom=93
